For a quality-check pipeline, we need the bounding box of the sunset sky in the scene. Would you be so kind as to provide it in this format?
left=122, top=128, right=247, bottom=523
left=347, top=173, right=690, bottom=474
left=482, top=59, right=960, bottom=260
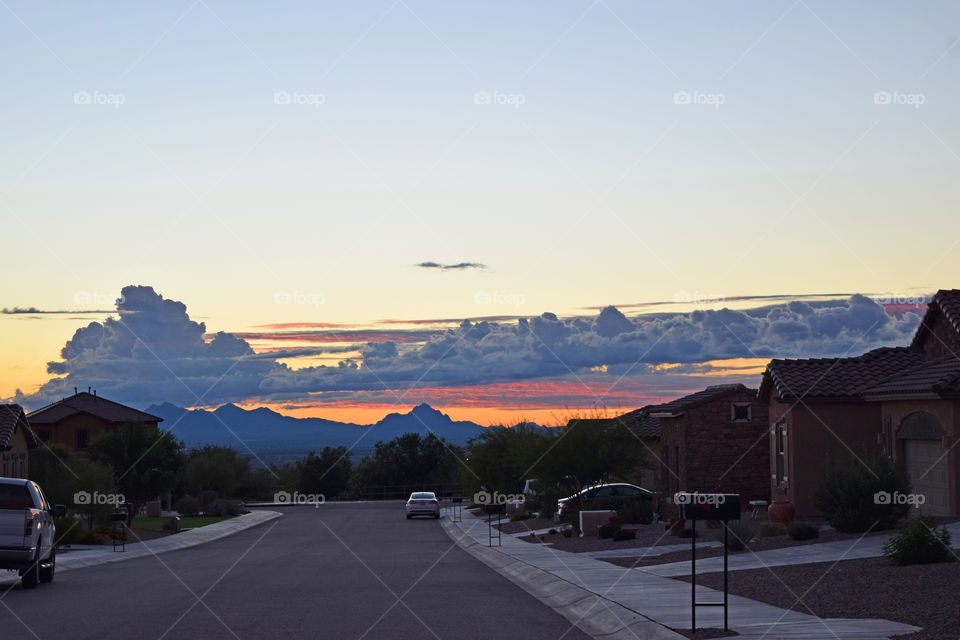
left=2, top=1, right=957, bottom=425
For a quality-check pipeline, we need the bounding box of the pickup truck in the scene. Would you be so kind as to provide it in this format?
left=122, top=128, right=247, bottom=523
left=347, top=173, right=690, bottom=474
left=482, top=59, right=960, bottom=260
left=0, top=478, right=65, bottom=588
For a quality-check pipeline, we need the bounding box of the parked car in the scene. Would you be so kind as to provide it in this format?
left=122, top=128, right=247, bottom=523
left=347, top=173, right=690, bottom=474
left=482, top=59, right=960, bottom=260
left=557, top=483, right=652, bottom=521
left=405, top=491, right=440, bottom=519
left=0, top=478, right=65, bottom=588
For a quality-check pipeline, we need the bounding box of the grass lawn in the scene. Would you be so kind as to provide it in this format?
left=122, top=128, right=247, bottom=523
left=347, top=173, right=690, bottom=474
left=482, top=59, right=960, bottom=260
left=131, top=516, right=233, bottom=531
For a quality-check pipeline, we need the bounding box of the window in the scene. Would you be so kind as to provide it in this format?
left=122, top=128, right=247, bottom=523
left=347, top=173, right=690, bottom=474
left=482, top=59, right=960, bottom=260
left=75, top=429, right=90, bottom=450
left=594, top=486, right=614, bottom=498
left=775, top=421, right=788, bottom=487
left=732, top=403, right=752, bottom=422
left=615, top=486, right=642, bottom=497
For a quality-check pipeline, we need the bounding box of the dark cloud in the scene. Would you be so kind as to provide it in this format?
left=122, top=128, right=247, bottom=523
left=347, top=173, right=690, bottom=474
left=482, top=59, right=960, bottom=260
left=2, top=307, right=114, bottom=315
left=16, top=288, right=923, bottom=411
left=416, top=261, right=486, bottom=270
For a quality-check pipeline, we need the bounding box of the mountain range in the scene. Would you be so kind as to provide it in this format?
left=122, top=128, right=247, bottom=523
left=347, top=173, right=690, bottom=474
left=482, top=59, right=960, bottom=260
left=146, top=402, right=486, bottom=465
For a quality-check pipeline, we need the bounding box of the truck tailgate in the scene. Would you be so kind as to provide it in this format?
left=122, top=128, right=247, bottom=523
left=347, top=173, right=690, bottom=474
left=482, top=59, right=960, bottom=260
left=0, top=509, right=27, bottom=548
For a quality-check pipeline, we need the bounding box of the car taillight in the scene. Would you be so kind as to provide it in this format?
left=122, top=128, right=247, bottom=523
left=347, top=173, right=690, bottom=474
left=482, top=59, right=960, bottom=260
left=24, top=516, right=34, bottom=537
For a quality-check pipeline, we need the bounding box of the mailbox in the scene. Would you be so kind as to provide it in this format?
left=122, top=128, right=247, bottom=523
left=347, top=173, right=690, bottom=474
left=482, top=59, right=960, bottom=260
left=675, top=493, right=741, bottom=521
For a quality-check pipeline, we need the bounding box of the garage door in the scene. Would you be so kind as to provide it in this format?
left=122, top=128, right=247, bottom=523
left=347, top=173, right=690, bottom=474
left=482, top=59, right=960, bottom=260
left=904, top=439, right=950, bottom=517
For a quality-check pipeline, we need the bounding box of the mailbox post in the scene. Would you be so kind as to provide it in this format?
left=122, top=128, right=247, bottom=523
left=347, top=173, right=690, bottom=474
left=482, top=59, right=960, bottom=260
left=485, top=504, right=506, bottom=546
left=451, top=497, right=463, bottom=522
left=110, top=511, right=127, bottom=552
left=675, top=493, right=740, bottom=632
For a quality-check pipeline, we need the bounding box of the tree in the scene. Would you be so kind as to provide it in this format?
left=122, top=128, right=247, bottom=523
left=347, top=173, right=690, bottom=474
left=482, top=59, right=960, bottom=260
left=29, top=443, right=118, bottom=528
left=87, top=420, right=184, bottom=523
left=297, top=446, right=352, bottom=499
left=462, top=423, right=553, bottom=498
left=535, top=418, right=650, bottom=512
left=183, top=445, right=251, bottom=499
left=352, top=433, right=465, bottom=492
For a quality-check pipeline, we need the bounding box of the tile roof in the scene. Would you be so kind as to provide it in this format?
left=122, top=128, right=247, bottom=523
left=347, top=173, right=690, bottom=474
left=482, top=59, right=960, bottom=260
left=863, top=356, right=960, bottom=397
left=762, top=347, right=925, bottom=400
left=611, top=406, right=661, bottom=438
left=27, top=392, right=162, bottom=426
left=911, top=289, right=960, bottom=348
left=0, top=404, right=36, bottom=449
left=649, top=384, right=754, bottom=417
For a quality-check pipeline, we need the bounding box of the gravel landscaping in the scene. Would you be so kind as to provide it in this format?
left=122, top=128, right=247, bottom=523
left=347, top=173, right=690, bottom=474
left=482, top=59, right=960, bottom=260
left=673, top=556, right=960, bottom=640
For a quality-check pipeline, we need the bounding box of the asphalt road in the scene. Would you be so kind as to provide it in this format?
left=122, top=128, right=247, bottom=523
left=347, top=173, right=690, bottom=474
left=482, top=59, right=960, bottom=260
left=0, top=502, right=593, bottom=640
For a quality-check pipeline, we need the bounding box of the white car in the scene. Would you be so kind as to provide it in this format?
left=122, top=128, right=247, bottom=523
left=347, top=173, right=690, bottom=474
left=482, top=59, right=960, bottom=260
left=0, top=478, right=64, bottom=588
left=405, top=492, right=440, bottom=519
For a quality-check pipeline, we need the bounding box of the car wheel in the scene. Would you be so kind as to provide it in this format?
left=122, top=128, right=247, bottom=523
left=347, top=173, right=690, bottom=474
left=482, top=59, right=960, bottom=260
left=21, top=549, right=41, bottom=589
left=40, top=546, right=55, bottom=584
left=406, top=514, right=412, bottom=519
left=434, top=513, right=440, bottom=519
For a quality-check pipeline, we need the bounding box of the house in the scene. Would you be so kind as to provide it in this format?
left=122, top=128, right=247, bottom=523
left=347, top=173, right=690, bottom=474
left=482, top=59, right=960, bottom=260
left=651, top=384, right=769, bottom=507
left=27, top=390, right=163, bottom=453
left=0, top=404, right=36, bottom=478
left=760, top=289, right=960, bottom=518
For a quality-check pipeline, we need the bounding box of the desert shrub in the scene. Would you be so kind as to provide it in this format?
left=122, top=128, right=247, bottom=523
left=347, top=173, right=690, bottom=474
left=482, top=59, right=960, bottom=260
left=788, top=521, right=820, bottom=541
left=510, top=512, right=535, bottom=522
left=175, top=495, right=200, bottom=517
left=882, top=517, right=954, bottom=566
left=814, top=449, right=910, bottom=533
left=53, top=516, right=103, bottom=545
left=561, top=525, right=574, bottom=538
left=759, top=522, right=787, bottom=537
left=612, top=528, right=636, bottom=541
left=715, top=519, right=758, bottom=551
left=598, top=523, right=620, bottom=539
left=225, top=500, right=246, bottom=516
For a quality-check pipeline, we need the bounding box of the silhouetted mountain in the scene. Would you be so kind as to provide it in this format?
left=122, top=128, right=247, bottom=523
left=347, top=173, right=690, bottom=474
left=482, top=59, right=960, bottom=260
left=146, top=402, right=484, bottom=464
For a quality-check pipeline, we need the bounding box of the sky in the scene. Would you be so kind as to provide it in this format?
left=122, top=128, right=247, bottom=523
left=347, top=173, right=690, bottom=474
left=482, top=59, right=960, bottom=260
left=1, top=1, right=958, bottom=425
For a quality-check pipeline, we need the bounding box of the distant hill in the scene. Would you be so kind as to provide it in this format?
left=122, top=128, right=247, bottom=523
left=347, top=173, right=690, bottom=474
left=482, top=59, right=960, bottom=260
left=146, top=402, right=485, bottom=465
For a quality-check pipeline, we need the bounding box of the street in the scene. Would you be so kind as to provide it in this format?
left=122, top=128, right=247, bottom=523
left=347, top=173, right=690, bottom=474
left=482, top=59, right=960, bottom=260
left=0, top=503, right=592, bottom=640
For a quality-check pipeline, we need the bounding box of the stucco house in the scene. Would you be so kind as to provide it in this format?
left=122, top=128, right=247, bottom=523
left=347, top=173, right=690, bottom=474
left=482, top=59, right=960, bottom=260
left=760, top=289, right=960, bottom=518
left=0, top=404, right=36, bottom=478
left=27, top=390, right=163, bottom=453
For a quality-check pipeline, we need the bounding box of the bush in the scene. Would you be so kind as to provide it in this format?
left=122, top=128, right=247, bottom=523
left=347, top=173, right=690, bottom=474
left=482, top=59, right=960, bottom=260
left=612, top=528, right=636, bottom=541
left=53, top=516, right=103, bottom=545
left=883, top=517, right=954, bottom=566
left=789, top=521, right=820, bottom=541
left=814, top=449, right=910, bottom=533
left=759, top=522, right=787, bottom=537
left=561, top=525, right=574, bottom=538
left=715, top=519, right=758, bottom=551
left=598, top=523, right=620, bottom=539
left=510, top=512, right=535, bottom=522
left=175, top=495, right=200, bottom=517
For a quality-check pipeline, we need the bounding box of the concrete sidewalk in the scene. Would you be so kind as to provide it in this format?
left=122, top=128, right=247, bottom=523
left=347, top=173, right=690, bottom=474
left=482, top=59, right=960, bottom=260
left=642, top=520, right=960, bottom=577
left=444, top=510, right=920, bottom=639
left=2, top=510, right=281, bottom=586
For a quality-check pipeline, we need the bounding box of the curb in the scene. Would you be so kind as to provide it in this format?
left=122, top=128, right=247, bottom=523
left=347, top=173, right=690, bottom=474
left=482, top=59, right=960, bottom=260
left=441, top=516, right=684, bottom=640
left=55, top=510, right=283, bottom=572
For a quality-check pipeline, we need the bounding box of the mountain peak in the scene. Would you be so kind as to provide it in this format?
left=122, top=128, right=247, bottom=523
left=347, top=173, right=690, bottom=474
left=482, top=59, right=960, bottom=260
left=411, top=403, right=442, bottom=415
